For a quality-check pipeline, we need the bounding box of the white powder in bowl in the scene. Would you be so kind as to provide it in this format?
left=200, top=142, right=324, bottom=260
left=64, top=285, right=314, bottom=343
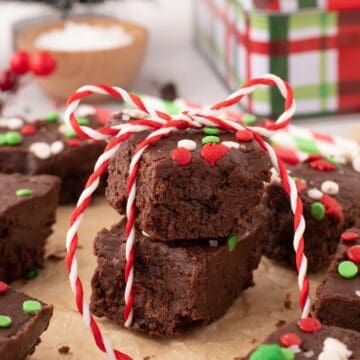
left=35, top=22, right=134, bottom=51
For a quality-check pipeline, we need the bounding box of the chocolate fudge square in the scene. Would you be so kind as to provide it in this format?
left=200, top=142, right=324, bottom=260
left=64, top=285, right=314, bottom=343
left=106, top=131, right=270, bottom=241
left=264, top=161, right=360, bottom=272
left=0, top=173, right=60, bottom=282
left=90, top=218, right=265, bottom=337
left=0, top=283, right=53, bottom=360
left=0, top=113, right=105, bottom=203
left=314, top=228, right=360, bottom=332
left=244, top=320, right=360, bottom=359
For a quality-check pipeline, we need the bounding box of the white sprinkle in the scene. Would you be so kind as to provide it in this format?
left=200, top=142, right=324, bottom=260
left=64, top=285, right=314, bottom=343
left=321, top=180, right=339, bottom=195
left=288, top=345, right=301, bottom=354
left=51, top=140, right=64, bottom=155
left=76, top=104, right=96, bottom=117
left=307, top=188, right=323, bottom=200
left=303, top=350, right=314, bottom=358
left=177, top=139, right=197, bottom=151
left=141, top=230, right=150, bottom=238
left=121, top=114, right=131, bottom=121
left=318, top=337, right=352, bottom=360
left=355, top=290, right=360, bottom=297
left=222, top=141, right=240, bottom=149
left=0, top=117, right=23, bottom=129
left=332, top=154, right=348, bottom=165
left=122, top=109, right=148, bottom=119
left=29, top=142, right=52, bottom=159
left=35, top=22, right=133, bottom=52
left=209, top=240, right=218, bottom=247
left=352, top=156, right=360, bottom=173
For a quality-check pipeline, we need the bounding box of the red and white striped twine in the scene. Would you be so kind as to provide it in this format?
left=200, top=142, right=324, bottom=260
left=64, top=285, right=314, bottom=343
left=64, top=74, right=310, bottom=359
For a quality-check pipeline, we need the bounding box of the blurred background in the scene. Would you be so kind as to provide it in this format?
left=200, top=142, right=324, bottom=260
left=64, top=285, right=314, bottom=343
left=1, top=0, right=359, bottom=135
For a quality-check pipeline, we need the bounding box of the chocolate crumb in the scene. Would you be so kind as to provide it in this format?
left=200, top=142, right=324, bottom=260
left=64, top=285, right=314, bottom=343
left=159, top=82, right=178, bottom=102
left=276, top=319, right=286, bottom=328
left=249, top=337, right=257, bottom=345
left=284, top=293, right=292, bottom=309
left=58, top=346, right=70, bottom=354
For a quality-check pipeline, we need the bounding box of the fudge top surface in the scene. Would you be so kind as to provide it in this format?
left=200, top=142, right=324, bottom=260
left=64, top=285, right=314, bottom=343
left=0, top=173, right=60, bottom=215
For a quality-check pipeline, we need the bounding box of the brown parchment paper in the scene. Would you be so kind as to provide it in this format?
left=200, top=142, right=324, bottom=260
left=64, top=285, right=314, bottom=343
left=13, top=198, right=325, bottom=360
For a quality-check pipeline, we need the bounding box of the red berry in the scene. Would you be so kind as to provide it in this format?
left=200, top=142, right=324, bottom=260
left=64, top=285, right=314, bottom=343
left=310, top=159, right=336, bottom=171
left=0, top=281, right=9, bottom=294
left=171, top=147, right=192, bottom=166
left=9, top=51, right=30, bottom=75
left=236, top=129, right=254, bottom=142
left=30, top=51, right=57, bottom=76
left=0, top=70, right=17, bottom=91
left=341, top=231, right=360, bottom=242
left=280, top=332, right=302, bottom=347
left=297, top=318, right=322, bottom=333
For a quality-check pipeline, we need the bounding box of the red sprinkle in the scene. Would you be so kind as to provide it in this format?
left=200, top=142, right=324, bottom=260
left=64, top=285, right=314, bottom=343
left=341, top=231, right=360, bottom=242
left=295, top=179, right=308, bottom=193
left=171, top=147, right=192, bottom=166
left=200, top=143, right=229, bottom=167
left=0, top=281, right=9, bottom=294
left=307, top=154, right=322, bottom=162
left=21, top=124, right=36, bottom=136
left=321, top=194, right=343, bottom=220
left=235, top=129, right=254, bottom=142
left=310, top=159, right=336, bottom=171
left=347, top=246, right=360, bottom=264
left=280, top=332, right=303, bottom=347
left=66, top=139, right=81, bottom=148
left=297, top=318, right=322, bottom=333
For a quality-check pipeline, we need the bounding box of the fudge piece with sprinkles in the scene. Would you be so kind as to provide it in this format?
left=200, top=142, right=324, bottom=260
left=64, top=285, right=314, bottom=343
left=106, top=127, right=271, bottom=241
left=314, top=228, right=360, bottom=332
left=0, top=173, right=60, bottom=282
left=0, top=107, right=106, bottom=203
left=244, top=319, right=360, bottom=360
left=0, top=282, right=53, bottom=360
left=264, top=160, right=360, bottom=272
left=90, top=216, right=265, bottom=337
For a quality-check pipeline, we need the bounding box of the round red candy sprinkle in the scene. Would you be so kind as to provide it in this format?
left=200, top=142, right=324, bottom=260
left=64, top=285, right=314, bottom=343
left=347, top=246, right=360, bottom=264
left=0, top=281, right=9, bottom=294
left=280, top=332, right=302, bottom=347
left=310, top=159, right=336, bottom=171
left=66, top=139, right=81, bottom=148
left=171, top=147, right=192, bottom=166
left=341, top=231, right=360, bottom=242
left=297, top=317, right=321, bottom=333
left=200, top=143, right=229, bottom=167
left=21, top=124, right=36, bottom=136
left=235, top=129, right=254, bottom=142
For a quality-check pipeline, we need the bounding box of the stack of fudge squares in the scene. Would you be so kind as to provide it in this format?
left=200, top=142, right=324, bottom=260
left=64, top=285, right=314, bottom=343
left=90, top=112, right=273, bottom=336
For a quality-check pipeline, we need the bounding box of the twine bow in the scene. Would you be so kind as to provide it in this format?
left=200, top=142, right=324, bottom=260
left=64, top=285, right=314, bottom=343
left=65, top=74, right=309, bottom=360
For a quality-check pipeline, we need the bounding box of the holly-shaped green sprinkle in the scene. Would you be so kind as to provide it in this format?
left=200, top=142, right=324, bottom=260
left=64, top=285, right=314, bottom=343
left=338, top=260, right=358, bottom=279
left=227, top=233, right=239, bottom=251
left=202, top=127, right=219, bottom=136
left=0, top=134, right=7, bottom=146
left=311, top=202, right=325, bottom=220
left=202, top=135, right=220, bottom=145
left=5, top=131, right=22, bottom=145
left=64, top=129, right=77, bottom=139
left=16, top=188, right=33, bottom=197
left=326, top=156, right=338, bottom=166
left=25, top=267, right=40, bottom=280
left=23, top=300, right=42, bottom=314
left=77, top=117, right=89, bottom=126
left=242, top=114, right=257, bottom=125
left=45, top=111, right=59, bottom=122
left=0, top=315, right=12, bottom=328
left=250, top=344, right=294, bottom=360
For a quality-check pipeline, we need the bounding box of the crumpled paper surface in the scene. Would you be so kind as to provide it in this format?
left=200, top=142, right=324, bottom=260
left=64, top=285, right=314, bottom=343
left=13, top=198, right=325, bottom=360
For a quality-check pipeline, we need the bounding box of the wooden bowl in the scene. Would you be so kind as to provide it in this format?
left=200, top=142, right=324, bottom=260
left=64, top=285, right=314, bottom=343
left=16, top=17, right=148, bottom=103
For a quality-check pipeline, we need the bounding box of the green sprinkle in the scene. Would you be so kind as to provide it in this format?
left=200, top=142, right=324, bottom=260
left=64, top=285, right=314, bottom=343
left=250, top=344, right=292, bottom=360
left=311, top=202, right=326, bottom=221
left=293, top=136, right=320, bottom=154
left=0, top=134, right=7, bottom=146
left=326, top=156, right=338, bottom=166
left=0, top=315, right=12, bottom=328
left=64, top=129, right=77, bottom=139
left=45, top=111, right=59, bottom=122
left=16, top=188, right=33, bottom=197
left=201, top=135, right=220, bottom=145
left=227, top=233, right=239, bottom=251
left=202, top=127, right=219, bottom=136
left=25, top=267, right=40, bottom=280
left=77, top=117, right=89, bottom=126
left=242, top=114, right=257, bottom=125
left=338, top=260, right=358, bottom=279
left=23, top=300, right=42, bottom=314
left=4, top=131, right=22, bottom=145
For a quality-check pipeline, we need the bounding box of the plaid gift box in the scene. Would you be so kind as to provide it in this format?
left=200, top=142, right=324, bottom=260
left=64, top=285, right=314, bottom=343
left=194, top=0, right=360, bottom=118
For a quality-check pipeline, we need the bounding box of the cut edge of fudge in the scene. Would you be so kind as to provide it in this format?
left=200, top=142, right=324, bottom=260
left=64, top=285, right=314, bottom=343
left=0, top=282, right=53, bottom=360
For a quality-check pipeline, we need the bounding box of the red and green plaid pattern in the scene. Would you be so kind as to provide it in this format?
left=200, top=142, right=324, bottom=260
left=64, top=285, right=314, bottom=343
left=195, top=0, right=360, bottom=117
